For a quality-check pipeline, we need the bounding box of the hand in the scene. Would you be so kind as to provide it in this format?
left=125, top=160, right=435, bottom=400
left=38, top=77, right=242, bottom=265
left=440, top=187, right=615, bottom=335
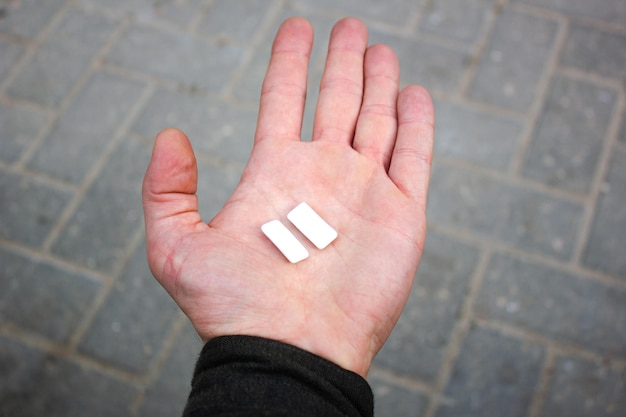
left=142, top=17, right=434, bottom=377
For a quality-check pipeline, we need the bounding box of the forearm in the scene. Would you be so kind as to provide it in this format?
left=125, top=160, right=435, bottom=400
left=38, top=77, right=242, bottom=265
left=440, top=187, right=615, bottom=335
left=183, top=336, right=374, bottom=417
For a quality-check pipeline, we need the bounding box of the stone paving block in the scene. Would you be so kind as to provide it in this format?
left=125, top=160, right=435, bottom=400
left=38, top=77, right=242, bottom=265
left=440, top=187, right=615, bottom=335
left=561, top=23, right=626, bottom=84
left=368, top=373, right=428, bottom=417
left=106, top=24, right=243, bottom=92
left=369, top=32, right=469, bottom=93
left=468, top=8, right=558, bottom=112
left=27, top=72, right=146, bottom=184
left=427, top=162, right=584, bottom=260
left=51, top=136, right=151, bottom=272
left=419, top=0, right=496, bottom=45
left=0, top=248, right=101, bottom=343
left=6, top=9, right=116, bottom=106
left=620, top=111, right=626, bottom=144
left=0, top=102, right=49, bottom=164
left=77, top=0, right=205, bottom=28
left=474, top=253, right=626, bottom=357
left=78, top=242, right=180, bottom=373
left=0, top=336, right=137, bottom=417
left=374, top=232, right=479, bottom=382
left=292, top=0, right=423, bottom=26
left=521, top=75, right=617, bottom=194
left=138, top=321, right=203, bottom=417
left=541, top=356, right=626, bottom=417
left=0, top=39, right=24, bottom=83
left=513, top=0, right=626, bottom=25
left=434, top=100, right=525, bottom=170
left=0, top=0, right=65, bottom=39
left=132, top=88, right=256, bottom=164
left=196, top=161, right=242, bottom=222
left=436, top=326, right=545, bottom=417
left=0, top=171, right=72, bottom=247
left=197, top=0, right=275, bottom=43
left=583, top=148, right=626, bottom=280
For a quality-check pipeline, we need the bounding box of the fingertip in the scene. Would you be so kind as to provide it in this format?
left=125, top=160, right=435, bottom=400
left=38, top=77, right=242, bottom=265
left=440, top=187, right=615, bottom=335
left=145, top=128, right=197, bottom=196
left=273, top=16, right=314, bottom=54
left=398, top=85, right=434, bottom=126
left=332, top=17, right=368, bottom=40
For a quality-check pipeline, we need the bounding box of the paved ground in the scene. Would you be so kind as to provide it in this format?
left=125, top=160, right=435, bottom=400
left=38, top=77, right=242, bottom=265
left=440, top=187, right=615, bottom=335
left=0, top=0, right=625, bottom=416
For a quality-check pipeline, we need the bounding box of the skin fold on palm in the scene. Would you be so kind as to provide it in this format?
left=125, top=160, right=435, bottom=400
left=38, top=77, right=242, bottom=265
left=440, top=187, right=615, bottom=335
left=142, top=17, right=434, bottom=377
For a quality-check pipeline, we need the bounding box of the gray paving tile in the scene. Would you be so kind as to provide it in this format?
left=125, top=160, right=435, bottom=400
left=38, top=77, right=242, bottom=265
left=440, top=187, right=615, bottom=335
left=521, top=75, right=617, bottom=194
left=27, top=72, right=146, bottom=184
left=292, top=0, right=423, bottom=26
left=620, top=110, right=626, bottom=144
left=196, top=161, right=242, bottom=222
left=76, top=0, right=205, bottom=27
left=0, top=102, right=49, bottom=164
left=561, top=23, right=626, bottom=84
left=0, top=0, right=65, bottom=39
left=434, top=100, right=525, bottom=170
left=436, top=326, right=545, bottom=417
left=0, top=39, right=24, bottom=83
left=6, top=9, right=116, bottom=106
left=137, top=321, right=203, bottom=417
left=51, top=136, right=151, bottom=272
left=197, top=0, right=274, bottom=43
left=542, top=356, right=626, bottom=417
left=369, top=32, right=469, bottom=93
left=132, top=89, right=256, bottom=164
left=513, top=0, right=626, bottom=25
left=468, top=7, right=558, bottom=112
left=583, top=148, right=626, bottom=280
left=0, top=336, right=137, bottom=417
left=427, top=162, right=584, bottom=260
left=106, top=24, right=243, bottom=92
left=0, top=171, right=72, bottom=247
left=474, top=253, right=626, bottom=357
left=0, top=248, right=101, bottom=343
left=419, top=0, right=496, bottom=45
left=78, top=242, right=180, bottom=373
left=374, top=232, right=479, bottom=381
left=368, top=373, right=428, bottom=417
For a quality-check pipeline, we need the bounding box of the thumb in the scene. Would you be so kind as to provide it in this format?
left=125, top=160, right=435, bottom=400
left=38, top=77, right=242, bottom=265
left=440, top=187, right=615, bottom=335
left=142, top=128, right=203, bottom=278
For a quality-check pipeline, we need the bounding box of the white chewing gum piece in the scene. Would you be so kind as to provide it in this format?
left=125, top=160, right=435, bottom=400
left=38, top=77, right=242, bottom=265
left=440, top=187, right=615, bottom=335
left=261, top=220, right=309, bottom=263
left=287, top=202, right=338, bottom=250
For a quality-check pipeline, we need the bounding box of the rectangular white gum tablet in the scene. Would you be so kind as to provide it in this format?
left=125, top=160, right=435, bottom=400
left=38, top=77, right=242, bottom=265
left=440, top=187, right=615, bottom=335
left=261, top=220, right=309, bottom=263
left=287, top=202, right=338, bottom=250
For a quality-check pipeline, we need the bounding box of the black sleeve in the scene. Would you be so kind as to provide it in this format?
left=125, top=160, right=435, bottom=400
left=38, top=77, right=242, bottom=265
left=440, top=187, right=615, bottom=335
left=183, top=336, right=374, bottom=417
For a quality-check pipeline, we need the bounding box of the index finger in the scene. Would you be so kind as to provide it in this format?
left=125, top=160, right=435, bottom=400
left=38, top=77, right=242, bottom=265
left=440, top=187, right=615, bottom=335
left=254, top=17, right=314, bottom=144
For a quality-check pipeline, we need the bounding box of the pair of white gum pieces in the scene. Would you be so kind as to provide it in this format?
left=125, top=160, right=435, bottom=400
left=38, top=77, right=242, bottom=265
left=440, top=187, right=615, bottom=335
left=262, top=202, right=338, bottom=264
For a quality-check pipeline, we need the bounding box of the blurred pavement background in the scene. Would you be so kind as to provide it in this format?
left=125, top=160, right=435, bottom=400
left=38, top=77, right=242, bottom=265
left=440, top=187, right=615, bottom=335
left=0, top=0, right=625, bottom=416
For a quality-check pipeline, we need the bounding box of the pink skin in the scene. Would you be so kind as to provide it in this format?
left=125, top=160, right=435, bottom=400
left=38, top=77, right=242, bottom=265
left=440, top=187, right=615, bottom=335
left=142, top=17, right=434, bottom=377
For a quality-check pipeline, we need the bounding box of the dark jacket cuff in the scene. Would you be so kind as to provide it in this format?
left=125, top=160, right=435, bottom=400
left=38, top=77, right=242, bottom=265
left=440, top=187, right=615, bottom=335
left=183, top=335, right=373, bottom=417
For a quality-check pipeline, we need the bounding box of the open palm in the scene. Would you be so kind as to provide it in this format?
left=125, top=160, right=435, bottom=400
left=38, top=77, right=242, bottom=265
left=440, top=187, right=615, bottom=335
left=142, top=17, right=434, bottom=377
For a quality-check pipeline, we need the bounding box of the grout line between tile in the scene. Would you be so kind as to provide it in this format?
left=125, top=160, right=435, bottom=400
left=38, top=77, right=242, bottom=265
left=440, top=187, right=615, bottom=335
left=222, top=0, right=286, bottom=98
left=0, top=0, right=73, bottom=94
left=367, top=365, right=437, bottom=396
left=509, top=13, right=569, bottom=177
left=528, top=347, right=556, bottom=417
left=427, top=222, right=626, bottom=290
left=424, top=248, right=493, bottom=417
left=66, top=227, right=147, bottom=353
left=571, top=82, right=625, bottom=265
left=130, top=313, right=191, bottom=410
left=474, top=317, right=626, bottom=370
left=457, top=0, right=507, bottom=98
left=40, top=81, right=154, bottom=253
